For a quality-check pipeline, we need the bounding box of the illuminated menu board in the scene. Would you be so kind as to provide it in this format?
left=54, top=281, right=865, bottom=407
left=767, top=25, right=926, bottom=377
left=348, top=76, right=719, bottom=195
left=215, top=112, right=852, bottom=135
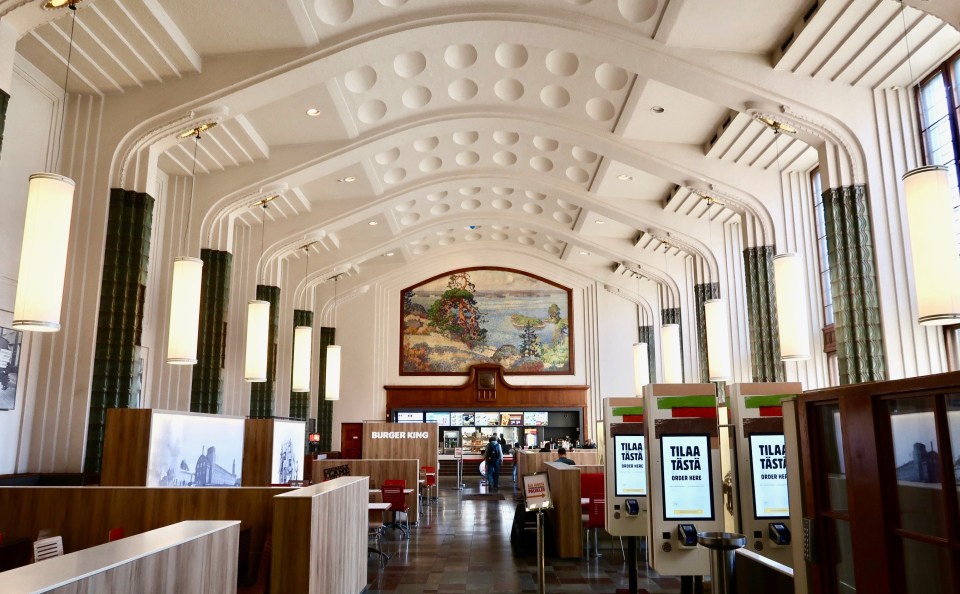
left=396, top=412, right=423, bottom=422
left=523, top=412, right=548, bottom=426
left=613, top=435, right=646, bottom=497
left=501, top=412, right=523, bottom=426
left=425, top=412, right=451, bottom=425
left=749, top=434, right=790, bottom=519
left=660, top=435, right=714, bottom=520
left=475, top=412, right=500, bottom=426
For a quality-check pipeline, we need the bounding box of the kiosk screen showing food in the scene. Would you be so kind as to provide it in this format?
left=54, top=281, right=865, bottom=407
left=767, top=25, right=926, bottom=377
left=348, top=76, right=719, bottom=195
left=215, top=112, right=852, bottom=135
left=748, top=433, right=790, bottom=519
left=660, top=434, right=714, bottom=520
left=613, top=435, right=646, bottom=497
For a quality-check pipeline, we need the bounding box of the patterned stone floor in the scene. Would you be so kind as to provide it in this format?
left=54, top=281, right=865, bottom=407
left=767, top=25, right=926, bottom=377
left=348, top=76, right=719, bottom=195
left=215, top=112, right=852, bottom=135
left=365, top=477, right=686, bottom=594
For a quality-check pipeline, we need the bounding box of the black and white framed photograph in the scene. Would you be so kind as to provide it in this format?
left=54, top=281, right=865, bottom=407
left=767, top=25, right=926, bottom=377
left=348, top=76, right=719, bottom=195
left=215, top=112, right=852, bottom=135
left=146, top=411, right=246, bottom=487
left=0, top=326, right=23, bottom=411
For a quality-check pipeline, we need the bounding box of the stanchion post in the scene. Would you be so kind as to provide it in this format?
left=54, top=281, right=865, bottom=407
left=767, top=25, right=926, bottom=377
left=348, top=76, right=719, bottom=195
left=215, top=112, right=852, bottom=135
left=536, top=509, right=546, bottom=594
left=627, top=536, right=638, bottom=594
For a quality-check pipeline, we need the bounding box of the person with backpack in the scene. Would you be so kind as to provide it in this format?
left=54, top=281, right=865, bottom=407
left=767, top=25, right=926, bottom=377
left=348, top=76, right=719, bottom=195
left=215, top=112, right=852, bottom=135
left=484, top=435, right=503, bottom=491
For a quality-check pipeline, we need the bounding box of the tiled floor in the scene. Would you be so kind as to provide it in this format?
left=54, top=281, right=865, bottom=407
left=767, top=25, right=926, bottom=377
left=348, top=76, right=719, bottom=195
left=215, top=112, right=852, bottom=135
left=365, top=478, right=685, bottom=593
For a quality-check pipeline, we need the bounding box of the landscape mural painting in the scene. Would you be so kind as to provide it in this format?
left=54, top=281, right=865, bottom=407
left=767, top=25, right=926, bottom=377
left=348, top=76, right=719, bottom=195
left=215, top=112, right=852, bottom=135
left=401, top=268, right=572, bottom=374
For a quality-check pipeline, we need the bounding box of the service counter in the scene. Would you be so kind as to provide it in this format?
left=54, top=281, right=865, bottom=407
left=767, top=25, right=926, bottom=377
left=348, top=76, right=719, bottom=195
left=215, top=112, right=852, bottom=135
left=516, top=450, right=600, bottom=477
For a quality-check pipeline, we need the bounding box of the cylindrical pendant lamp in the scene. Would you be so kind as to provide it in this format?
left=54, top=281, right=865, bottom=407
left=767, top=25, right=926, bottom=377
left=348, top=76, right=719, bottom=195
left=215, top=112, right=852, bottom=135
left=166, top=257, right=204, bottom=364
left=291, top=325, right=312, bottom=392
left=325, top=344, right=341, bottom=400
left=773, top=253, right=812, bottom=359
left=902, top=166, right=960, bottom=325
left=704, top=299, right=732, bottom=381
left=244, top=300, right=270, bottom=382
left=633, top=342, right=650, bottom=395
left=13, top=173, right=75, bottom=332
left=661, top=323, right=683, bottom=383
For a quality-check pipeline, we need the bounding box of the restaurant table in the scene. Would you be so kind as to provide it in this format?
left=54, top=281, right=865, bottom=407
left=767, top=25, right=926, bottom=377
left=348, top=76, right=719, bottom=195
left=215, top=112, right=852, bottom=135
left=368, top=502, right=392, bottom=562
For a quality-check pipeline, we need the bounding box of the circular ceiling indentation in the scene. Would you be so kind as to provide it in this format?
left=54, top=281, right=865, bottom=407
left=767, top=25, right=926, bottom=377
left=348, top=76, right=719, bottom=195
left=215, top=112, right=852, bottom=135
left=465, top=232, right=482, bottom=241
left=426, top=191, right=447, bottom=201
left=525, top=191, right=547, bottom=200
left=566, top=167, right=589, bottom=183
left=595, top=63, right=629, bottom=91
left=445, top=44, right=478, bottom=69
left=460, top=198, right=481, bottom=210
left=619, top=0, right=658, bottom=23
left=383, top=168, right=406, bottom=184
left=494, top=79, right=524, bottom=101
left=491, top=225, right=507, bottom=231
left=491, top=232, right=508, bottom=241
left=492, top=198, right=512, bottom=210
left=455, top=151, right=480, bottom=166
left=586, top=97, right=616, bottom=121
left=493, top=131, right=520, bottom=145
left=399, top=212, right=420, bottom=225
left=438, top=236, right=455, bottom=246
left=402, top=86, right=432, bottom=109
left=492, top=187, right=514, bottom=195
left=452, top=131, right=479, bottom=145
left=449, top=78, right=479, bottom=101
left=518, top=236, right=535, bottom=245
left=437, top=228, right=454, bottom=235
left=540, top=85, right=570, bottom=108
left=545, top=243, right=562, bottom=254
left=494, top=43, right=528, bottom=69
left=523, top=203, right=543, bottom=215
left=545, top=50, right=579, bottom=77
left=553, top=211, right=574, bottom=224
left=533, top=136, right=559, bottom=152
left=419, top=156, right=442, bottom=172
left=493, top=151, right=517, bottom=166
left=315, top=0, right=354, bottom=26
left=375, top=147, right=400, bottom=164
left=572, top=146, right=598, bottom=163
left=414, top=136, right=439, bottom=152
left=556, top=198, right=579, bottom=211
left=378, top=0, right=407, bottom=7
left=566, top=0, right=591, bottom=4
left=430, top=204, right=451, bottom=215
left=344, top=65, right=377, bottom=93
left=395, top=200, right=416, bottom=212
left=530, top=156, right=554, bottom=172
left=394, top=51, right=426, bottom=78
left=357, top=99, right=387, bottom=123
left=459, top=186, right=481, bottom=195
left=411, top=244, right=430, bottom=255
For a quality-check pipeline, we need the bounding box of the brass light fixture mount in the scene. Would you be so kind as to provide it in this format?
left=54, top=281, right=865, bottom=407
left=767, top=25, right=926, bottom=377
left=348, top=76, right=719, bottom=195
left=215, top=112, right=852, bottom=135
left=755, top=115, right=797, bottom=135
left=251, top=194, right=279, bottom=209
left=177, top=121, right=218, bottom=139
left=44, top=0, right=81, bottom=10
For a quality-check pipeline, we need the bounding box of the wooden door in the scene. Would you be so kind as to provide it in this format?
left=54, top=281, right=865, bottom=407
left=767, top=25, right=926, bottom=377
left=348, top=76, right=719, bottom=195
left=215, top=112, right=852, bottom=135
left=341, top=423, right=363, bottom=459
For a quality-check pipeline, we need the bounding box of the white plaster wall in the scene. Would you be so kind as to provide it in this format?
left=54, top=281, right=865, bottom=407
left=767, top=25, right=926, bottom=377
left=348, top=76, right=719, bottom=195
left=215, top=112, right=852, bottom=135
left=596, top=287, right=638, bottom=399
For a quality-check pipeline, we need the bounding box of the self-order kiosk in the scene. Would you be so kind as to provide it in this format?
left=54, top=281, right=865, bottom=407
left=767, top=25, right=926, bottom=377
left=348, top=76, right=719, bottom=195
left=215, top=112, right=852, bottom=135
left=604, top=397, right=648, bottom=537
left=727, top=383, right=800, bottom=567
left=644, top=383, right=724, bottom=577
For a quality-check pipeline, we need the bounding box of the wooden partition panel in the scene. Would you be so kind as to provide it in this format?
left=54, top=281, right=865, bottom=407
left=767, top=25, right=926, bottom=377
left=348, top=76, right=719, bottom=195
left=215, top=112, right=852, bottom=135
left=242, top=419, right=275, bottom=486
left=100, top=409, right=152, bottom=486
left=516, top=451, right=600, bottom=477
left=272, top=477, right=367, bottom=594
left=0, top=521, right=238, bottom=594
left=361, top=422, right=439, bottom=477
left=313, top=459, right=420, bottom=522
left=0, top=486, right=290, bottom=560
left=545, top=461, right=585, bottom=558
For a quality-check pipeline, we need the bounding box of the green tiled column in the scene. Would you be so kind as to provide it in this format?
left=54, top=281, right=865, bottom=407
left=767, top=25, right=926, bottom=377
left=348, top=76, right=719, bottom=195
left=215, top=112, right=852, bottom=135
left=694, top=283, right=720, bottom=383
left=661, top=308, right=683, bottom=383
left=0, top=89, right=9, bottom=155
left=289, top=309, right=313, bottom=421
left=316, top=327, right=335, bottom=451
left=638, top=325, right=655, bottom=383
left=85, top=189, right=154, bottom=474
left=743, top=245, right=784, bottom=382
left=822, top=185, right=886, bottom=384
left=249, top=285, right=280, bottom=418
left=190, top=249, right=231, bottom=414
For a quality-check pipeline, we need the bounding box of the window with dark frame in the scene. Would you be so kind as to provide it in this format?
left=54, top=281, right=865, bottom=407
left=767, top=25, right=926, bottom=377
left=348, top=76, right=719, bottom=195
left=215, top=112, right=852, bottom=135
left=811, top=168, right=839, bottom=385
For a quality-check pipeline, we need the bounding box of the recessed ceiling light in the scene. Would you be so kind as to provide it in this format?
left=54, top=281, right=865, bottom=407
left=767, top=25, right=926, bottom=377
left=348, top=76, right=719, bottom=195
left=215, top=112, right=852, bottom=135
left=338, top=176, right=356, bottom=183
left=306, top=108, right=321, bottom=117
left=617, top=174, right=633, bottom=181
left=579, top=250, right=589, bottom=255
left=464, top=225, right=479, bottom=230
left=385, top=252, right=394, bottom=257
left=651, top=106, right=665, bottom=113
left=368, top=221, right=378, bottom=226
left=595, top=220, right=605, bottom=225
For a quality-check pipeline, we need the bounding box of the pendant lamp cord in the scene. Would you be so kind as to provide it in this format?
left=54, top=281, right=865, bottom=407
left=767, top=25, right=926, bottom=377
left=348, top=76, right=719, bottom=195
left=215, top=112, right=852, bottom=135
left=182, top=131, right=200, bottom=256
left=333, top=275, right=339, bottom=329
left=303, top=247, right=309, bottom=310
left=900, top=1, right=915, bottom=85
left=54, top=2, right=78, bottom=174
left=259, top=204, right=267, bottom=285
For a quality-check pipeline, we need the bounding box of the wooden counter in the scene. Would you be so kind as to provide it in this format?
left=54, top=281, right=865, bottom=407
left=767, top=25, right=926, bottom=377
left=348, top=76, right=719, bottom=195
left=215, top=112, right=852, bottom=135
left=312, top=459, right=420, bottom=523
left=516, top=450, right=600, bottom=477
left=0, top=520, right=238, bottom=593
left=545, top=461, right=595, bottom=559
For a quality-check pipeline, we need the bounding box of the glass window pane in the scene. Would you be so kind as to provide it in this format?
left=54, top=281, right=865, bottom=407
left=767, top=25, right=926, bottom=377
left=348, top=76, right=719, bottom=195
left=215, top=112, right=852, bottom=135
left=947, top=395, right=960, bottom=514
left=819, top=404, right=847, bottom=511
left=900, top=537, right=954, bottom=593
left=887, top=397, right=945, bottom=536
left=827, top=518, right=856, bottom=592
left=920, top=74, right=949, bottom=129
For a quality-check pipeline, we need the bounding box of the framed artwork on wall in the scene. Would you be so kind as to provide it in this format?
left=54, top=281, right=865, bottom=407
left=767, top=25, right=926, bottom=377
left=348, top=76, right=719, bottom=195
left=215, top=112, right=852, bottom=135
left=0, top=326, right=23, bottom=411
left=400, top=267, right=573, bottom=375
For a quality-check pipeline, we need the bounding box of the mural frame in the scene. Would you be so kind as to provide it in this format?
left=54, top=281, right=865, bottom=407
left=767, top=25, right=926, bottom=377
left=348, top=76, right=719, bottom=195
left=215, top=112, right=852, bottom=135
left=399, top=267, right=574, bottom=376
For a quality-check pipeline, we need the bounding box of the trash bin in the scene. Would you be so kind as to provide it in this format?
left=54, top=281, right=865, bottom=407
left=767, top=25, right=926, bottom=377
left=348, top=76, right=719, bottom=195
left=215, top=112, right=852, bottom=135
left=697, top=532, right=746, bottom=594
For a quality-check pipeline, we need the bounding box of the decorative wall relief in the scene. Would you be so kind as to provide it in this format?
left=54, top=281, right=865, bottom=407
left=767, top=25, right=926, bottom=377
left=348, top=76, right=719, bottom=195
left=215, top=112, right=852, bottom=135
left=401, top=268, right=572, bottom=374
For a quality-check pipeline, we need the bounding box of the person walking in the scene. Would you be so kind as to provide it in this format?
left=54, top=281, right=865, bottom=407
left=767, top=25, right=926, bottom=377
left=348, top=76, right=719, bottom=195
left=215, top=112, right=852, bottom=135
left=484, top=435, right=503, bottom=491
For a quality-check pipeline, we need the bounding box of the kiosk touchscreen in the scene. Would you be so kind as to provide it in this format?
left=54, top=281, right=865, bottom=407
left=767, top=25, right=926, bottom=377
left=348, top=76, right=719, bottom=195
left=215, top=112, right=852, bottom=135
left=644, top=384, right=724, bottom=577
left=603, top=398, right=648, bottom=537
left=727, top=383, right=800, bottom=567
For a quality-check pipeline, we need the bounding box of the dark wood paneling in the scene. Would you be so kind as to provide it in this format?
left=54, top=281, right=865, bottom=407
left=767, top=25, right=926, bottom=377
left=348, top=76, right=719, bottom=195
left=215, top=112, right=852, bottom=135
left=242, top=419, right=275, bottom=486
left=313, top=459, right=420, bottom=522
left=361, top=422, right=439, bottom=478
left=100, top=409, right=152, bottom=487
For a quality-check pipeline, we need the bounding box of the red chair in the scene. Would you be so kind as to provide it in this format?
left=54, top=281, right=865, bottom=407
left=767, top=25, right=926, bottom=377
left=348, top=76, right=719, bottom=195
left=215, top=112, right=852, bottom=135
left=237, top=536, right=272, bottom=594
left=579, top=472, right=604, bottom=501
left=380, top=485, right=410, bottom=538
left=107, top=527, right=124, bottom=542
left=584, top=498, right=606, bottom=557
left=384, top=479, right=405, bottom=488
left=420, top=466, right=437, bottom=504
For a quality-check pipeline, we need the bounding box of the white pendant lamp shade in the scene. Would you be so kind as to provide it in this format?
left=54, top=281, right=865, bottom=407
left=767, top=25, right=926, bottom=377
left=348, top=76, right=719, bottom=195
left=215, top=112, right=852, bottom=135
left=704, top=299, right=732, bottom=381
left=244, top=300, right=270, bottom=382
left=661, top=323, right=683, bottom=383
left=166, top=257, right=204, bottom=364
left=291, top=325, right=312, bottom=392
left=325, top=344, right=341, bottom=401
left=13, top=173, right=76, bottom=332
left=773, top=253, right=812, bottom=360
left=633, top=342, right=649, bottom=395
left=902, top=166, right=960, bottom=325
